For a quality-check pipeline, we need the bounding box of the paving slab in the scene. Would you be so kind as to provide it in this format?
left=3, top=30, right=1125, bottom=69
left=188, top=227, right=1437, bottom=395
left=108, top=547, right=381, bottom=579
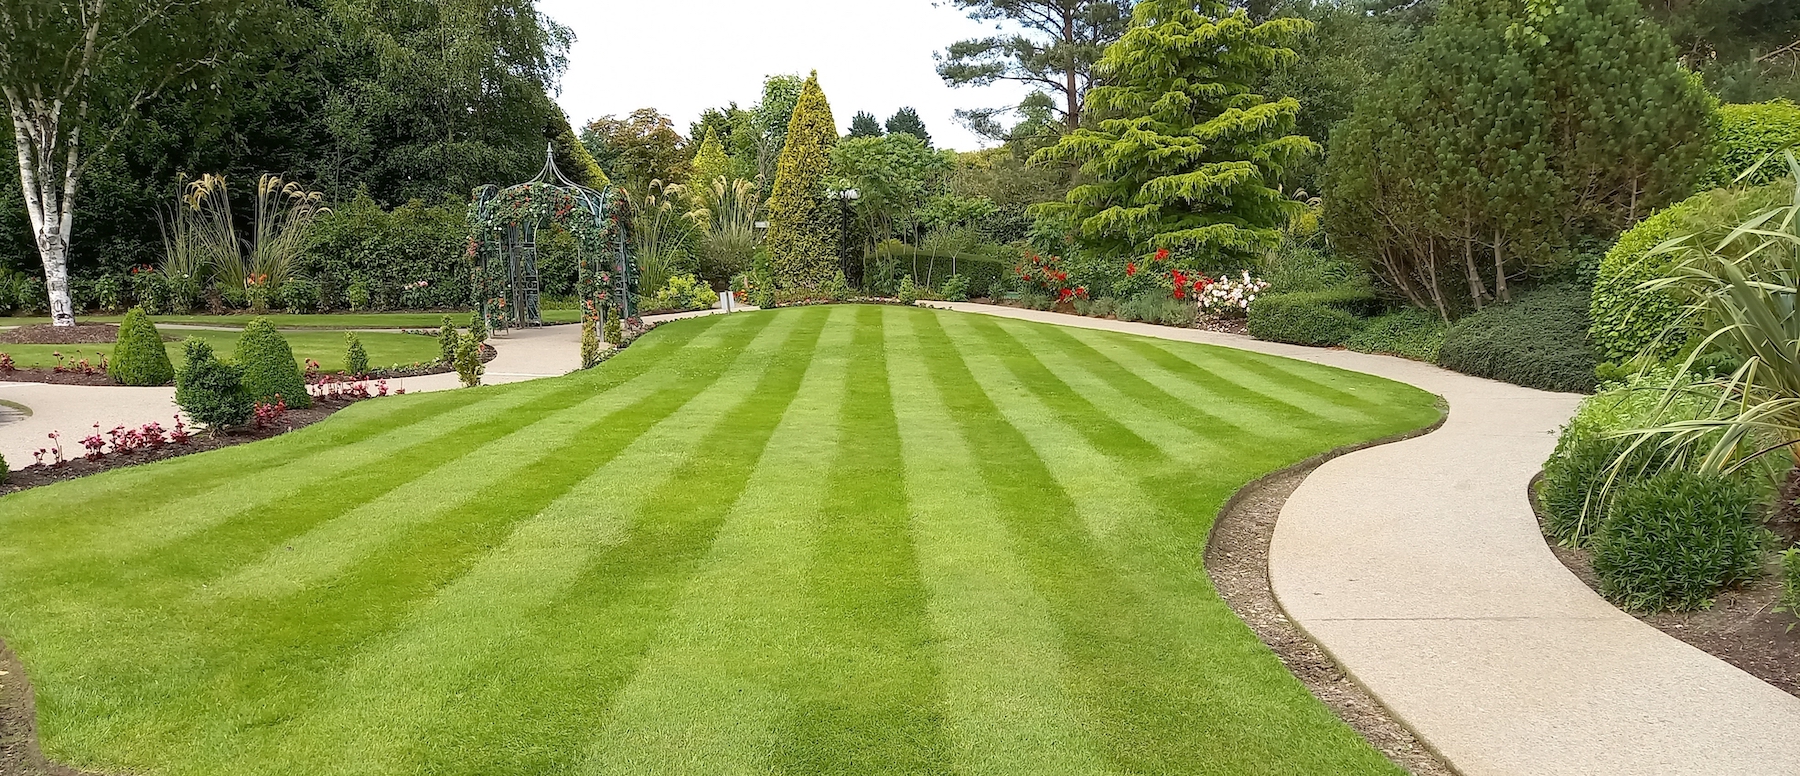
left=928, top=301, right=1800, bottom=776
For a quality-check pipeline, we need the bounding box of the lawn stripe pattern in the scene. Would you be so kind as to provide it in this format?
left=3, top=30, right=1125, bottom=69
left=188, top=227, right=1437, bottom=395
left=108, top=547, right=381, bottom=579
left=0, top=306, right=1439, bottom=776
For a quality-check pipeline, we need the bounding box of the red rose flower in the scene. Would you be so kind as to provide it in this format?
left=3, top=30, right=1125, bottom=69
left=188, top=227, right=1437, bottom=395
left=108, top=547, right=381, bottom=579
left=1126, top=262, right=1137, bottom=277
left=1154, top=248, right=1170, bottom=262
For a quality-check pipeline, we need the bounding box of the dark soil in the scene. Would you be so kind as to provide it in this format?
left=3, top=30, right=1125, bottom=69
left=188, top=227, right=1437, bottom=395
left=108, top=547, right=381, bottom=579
left=0, top=324, right=121, bottom=346
left=1206, top=418, right=1453, bottom=776
left=0, top=402, right=350, bottom=498
left=1533, top=475, right=1800, bottom=698
left=1, top=642, right=94, bottom=776
left=0, top=370, right=114, bottom=386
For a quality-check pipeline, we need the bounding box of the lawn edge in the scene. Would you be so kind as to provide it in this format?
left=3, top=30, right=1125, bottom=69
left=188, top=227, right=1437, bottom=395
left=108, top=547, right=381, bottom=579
left=0, top=639, right=93, bottom=776
left=1205, top=409, right=1459, bottom=776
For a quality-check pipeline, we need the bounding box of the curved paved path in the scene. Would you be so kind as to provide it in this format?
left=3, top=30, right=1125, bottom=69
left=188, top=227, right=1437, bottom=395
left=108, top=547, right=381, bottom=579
left=930, top=301, right=1800, bottom=776
left=0, top=308, right=739, bottom=471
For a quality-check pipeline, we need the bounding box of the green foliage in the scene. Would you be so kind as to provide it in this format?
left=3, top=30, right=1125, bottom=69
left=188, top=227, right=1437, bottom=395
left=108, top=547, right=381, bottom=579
left=1034, top=1, right=1314, bottom=271
left=1247, top=287, right=1379, bottom=346
left=896, top=275, right=918, bottom=305
left=299, top=194, right=468, bottom=310
left=281, top=278, right=322, bottom=314
left=1345, top=310, right=1448, bottom=362
left=884, top=108, right=932, bottom=146
left=580, top=316, right=601, bottom=370
left=1590, top=183, right=1788, bottom=364
left=1325, top=0, right=1715, bottom=317
left=831, top=134, right=954, bottom=245
left=765, top=73, right=843, bottom=290
left=688, top=128, right=730, bottom=188
left=647, top=274, right=717, bottom=312
left=942, top=274, right=969, bottom=302
left=455, top=332, right=483, bottom=388
left=1593, top=470, right=1766, bottom=612
left=848, top=111, right=884, bottom=139
left=439, top=316, right=458, bottom=365
left=174, top=338, right=252, bottom=430
left=1258, top=241, right=1364, bottom=294
left=344, top=333, right=369, bottom=377
left=0, top=451, right=6, bottom=484
left=107, top=307, right=174, bottom=386
left=1780, top=550, right=1800, bottom=623
left=580, top=108, right=691, bottom=192
left=1438, top=284, right=1598, bottom=394
left=823, top=270, right=852, bottom=302
left=233, top=319, right=311, bottom=408
left=1707, top=101, right=1800, bottom=187
left=469, top=311, right=488, bottom=344
left=603, top=314, right=622, bottom=345
left=936, top=1, right=1133, bottom=133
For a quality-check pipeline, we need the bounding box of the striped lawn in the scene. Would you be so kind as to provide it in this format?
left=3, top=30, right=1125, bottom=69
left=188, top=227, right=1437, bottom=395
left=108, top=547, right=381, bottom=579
left=0, top=305, right=1440, bottom=776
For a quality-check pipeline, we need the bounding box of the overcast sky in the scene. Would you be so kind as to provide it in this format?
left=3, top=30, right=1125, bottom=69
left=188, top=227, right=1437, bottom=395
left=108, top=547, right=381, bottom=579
left=537, top=0, right=1034, bottom=152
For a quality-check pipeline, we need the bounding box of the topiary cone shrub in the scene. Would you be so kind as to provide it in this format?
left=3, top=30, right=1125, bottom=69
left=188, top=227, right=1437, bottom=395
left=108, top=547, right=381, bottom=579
left=176, top=338, right=253, bottom=430
left=234, top=318, right=311, bottom=408
left=455, top=332, right=484, bottom=388
left=763, top=72, right=842, bottom=291
left=107, top=307, right=175, bottom=386
left=344, top=332, right=369, bottom=377
left=580, top=316, right=602, bottom=369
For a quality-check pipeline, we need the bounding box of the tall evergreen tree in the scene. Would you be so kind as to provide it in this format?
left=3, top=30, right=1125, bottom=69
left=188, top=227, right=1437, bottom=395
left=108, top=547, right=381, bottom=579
left=848, top=112, right=885, bottom=138
left=764, top=72, right=842, bottom=290
left=1034, top=0, right=1314, bottom=271
left=937, top=1, right=1136, bottom=131
left=884, top=108, right=933, bottom=146
left=689, top=128, right=730, bottom=187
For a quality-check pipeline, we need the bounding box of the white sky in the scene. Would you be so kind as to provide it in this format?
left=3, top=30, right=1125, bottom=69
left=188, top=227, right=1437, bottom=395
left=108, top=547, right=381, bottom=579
left=537, top=0, right=1034, bottom=152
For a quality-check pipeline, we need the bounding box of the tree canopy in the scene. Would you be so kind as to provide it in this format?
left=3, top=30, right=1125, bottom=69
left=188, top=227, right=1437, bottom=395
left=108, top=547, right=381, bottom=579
left=937, top=0, right=1135, bottom=134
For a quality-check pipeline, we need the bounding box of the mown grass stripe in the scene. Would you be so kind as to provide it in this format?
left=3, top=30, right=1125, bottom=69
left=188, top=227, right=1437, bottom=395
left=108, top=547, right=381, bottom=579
left=250, top=312, right=834, bottom=775
left=770, top=305, right=952, bottom=775
left=380, top=308, right=829, bottom=776
left=1142, top=338, right=1386, bottom=424
left=578, top=305, right=858, bottom=775
left=917, top=310, right=1399, bottom=774
left=884, top=308, right=1116, bottom=776
left=1020, top=321, right=1269, bottom=439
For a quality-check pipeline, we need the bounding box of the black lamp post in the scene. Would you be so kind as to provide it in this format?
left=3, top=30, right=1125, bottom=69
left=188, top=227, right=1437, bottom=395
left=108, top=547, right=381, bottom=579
left=837, top=188, right=860, bottom=285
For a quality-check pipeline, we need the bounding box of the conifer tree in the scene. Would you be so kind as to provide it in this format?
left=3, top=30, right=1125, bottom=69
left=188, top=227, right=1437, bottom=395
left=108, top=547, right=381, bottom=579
left=689, top=127, right=731, bottom=187
left=764, top=72, right=843, bottom=290
left=1034, top=0, right=1315, bottom=272
left=885, top=108, right=932, bottom=146
left=848, top=111, right=884, bottom=138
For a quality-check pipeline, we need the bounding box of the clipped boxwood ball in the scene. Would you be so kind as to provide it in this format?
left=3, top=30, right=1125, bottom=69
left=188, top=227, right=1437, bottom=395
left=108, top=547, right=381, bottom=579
left=233, top=318, right=312, bottom=408
left=107, top=307, right=175, bottom=386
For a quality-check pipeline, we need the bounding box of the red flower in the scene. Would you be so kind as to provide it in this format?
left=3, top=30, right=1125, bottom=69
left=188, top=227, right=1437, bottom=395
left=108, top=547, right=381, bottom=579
left=1154, top=248, right=1170, bottom=262
left=1126, top=262, right=1137, bottom=277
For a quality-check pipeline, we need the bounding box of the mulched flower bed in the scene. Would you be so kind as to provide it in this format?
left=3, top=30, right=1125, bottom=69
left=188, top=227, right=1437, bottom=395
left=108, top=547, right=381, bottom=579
left=0, top=323, right=127, bottom=345
left=0, top=368, right=116, bottom=386
left=1, top=400, right=363, bottom=498
left=1, top=345, right=496, bottom=387
left=1534, top=474, right=1800, bottom=698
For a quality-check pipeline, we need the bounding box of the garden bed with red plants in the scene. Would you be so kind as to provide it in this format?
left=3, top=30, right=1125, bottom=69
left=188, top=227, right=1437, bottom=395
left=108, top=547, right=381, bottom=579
left=1534, top=473, right=1800, bottom=698
left=0, top=379, right=405, bottom=498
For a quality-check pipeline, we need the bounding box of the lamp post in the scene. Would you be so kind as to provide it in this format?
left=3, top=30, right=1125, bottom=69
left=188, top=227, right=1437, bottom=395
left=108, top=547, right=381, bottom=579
left=837, top=188, right=859, bottom=285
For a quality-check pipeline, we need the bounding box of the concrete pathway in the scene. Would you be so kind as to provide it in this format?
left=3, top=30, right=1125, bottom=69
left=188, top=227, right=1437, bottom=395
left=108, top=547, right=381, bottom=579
left=0, top=307, right=738, bottom=471
left=928, top=301, right=1800, bottom=776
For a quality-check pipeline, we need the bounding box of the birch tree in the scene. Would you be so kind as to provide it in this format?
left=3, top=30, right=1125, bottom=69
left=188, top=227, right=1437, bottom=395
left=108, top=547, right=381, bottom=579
left=0, top=0, right=235, bottom=325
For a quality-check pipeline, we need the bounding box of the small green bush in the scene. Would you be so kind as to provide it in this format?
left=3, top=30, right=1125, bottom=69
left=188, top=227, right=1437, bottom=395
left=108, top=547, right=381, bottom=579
left=131, top=270, right=169, bottom=315
left=1246, top=286, right=1377, bottom=347
left=941, top=274, right=969, bottom=302
left=439, top=316, right=458, bottom=364
left=1152, top=296, right=1197, bottom=327
left=175, top=338, right=253, bottom=430
left=1074, top=296, right=1116, bottom=318
left=648, top=274, right=717, bottom=312
left=1345, top=309, right=1447, bottom=362
left=1778, top=549, right=1800, bottom=624
left=107, top=307, right=174, bottom=386
left=581, top=316, right=602, bottom=369
left=455, top=332, right=484, bottom=387
left=1706, top=100, right=1800, bottom=188
left=1, top=451, right=8, bottom=484
left=347, top=280, right=371, bottom=311
left=822, top=270, right=852, bottom=302
left=234, top=319, right=311, bottom=408
left=344, top=333, right=369, bottom=377
left=1438, top=284, right=1597, bottom=393
left=281, top=278, right=322, bottom=314
left=896, top=275, right=918, bottom=305
left=1593, top=470, right=1766, bottom=612
left=468, top=311, right=488, bottom=343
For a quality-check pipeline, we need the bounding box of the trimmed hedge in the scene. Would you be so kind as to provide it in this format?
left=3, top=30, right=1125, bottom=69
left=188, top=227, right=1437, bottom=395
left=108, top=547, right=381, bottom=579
left=1246, top=286, right=1379, bottom=347
left=1438, top=284, right=1597, bottom=394
left=175, top=338, right=253, bottom=430
left=106, top=307, right=174, bottom=386
left=1706, top=100, right=1800, bottom=188
left=1593, top=470, right=1764, bottom=613
left=234, top=319, right=311, bottom=408
left=1589, top=184, right=1788, bottom=364
left=1344, top=309, right=1447, bottom=362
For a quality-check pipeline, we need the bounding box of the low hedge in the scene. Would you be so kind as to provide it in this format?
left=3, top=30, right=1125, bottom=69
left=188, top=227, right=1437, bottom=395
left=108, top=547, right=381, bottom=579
left=1438, top=284, right=1597, bottom=394
left=1246, top=286, right=1379, bottom=347
left=1593, top=470, right=1765, bottom=613
left=1706, top=100, right=1800, bottom=189
left=1345, top=309, right=1447, bottom=362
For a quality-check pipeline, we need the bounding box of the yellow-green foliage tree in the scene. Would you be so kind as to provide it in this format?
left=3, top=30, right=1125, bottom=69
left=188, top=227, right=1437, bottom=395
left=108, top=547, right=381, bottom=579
left=764, top=72, right=843, bottom=290
left=690, top=127, right=730, bottom=188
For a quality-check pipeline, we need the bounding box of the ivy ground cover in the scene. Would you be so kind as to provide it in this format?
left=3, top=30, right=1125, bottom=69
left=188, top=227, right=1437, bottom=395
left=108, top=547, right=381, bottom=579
left=0, top=306, right=1438, bottom=775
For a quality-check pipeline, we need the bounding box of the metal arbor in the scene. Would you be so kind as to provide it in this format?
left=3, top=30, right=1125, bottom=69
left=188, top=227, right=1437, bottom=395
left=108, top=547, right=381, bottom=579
left=467, top=145, right=635, bottom=332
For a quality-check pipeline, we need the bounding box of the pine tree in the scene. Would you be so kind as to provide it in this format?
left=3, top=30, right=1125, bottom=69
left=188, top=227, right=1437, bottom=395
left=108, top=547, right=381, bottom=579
left=764, top=72, right=843, bottom=290
left=884, top=107, right=931, bottom=146
left=1034, top=1, right=1315, bottom=272
left=689, top=127, right=731, bottom=187
left=848, top=111, right=884, bottom=138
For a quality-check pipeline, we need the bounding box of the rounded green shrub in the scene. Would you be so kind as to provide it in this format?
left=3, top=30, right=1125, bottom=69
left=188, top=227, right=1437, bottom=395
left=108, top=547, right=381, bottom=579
left=1592, top=470, right=1765, bottom=612
left=1344, top=309, right=1447, bottom=362
left=439, top=316, right=458, bottom=364
left=1706, top=100, right=1800, bottom=189
left=941, top=274, right=969, bottom=302
left=1438, top=284, right=1597, bottom=394
left=107, top=307, right=175, bottom=386
left=1590, top=184, right=1789, bottom=364
left=1, top=451, right=8, bottom=484
left=344, top=333, right=369, bottom=377
left=175, top=338, right=253, bottom=430
left=896, top=275, right=918, bottom=305
left=455, top=332, right=484, bottom=388
left=1246, top=287, right=1377, bottom=347
left=281, top=278, right=322, bottom=314
left=233, top=318, right=311, bottom=408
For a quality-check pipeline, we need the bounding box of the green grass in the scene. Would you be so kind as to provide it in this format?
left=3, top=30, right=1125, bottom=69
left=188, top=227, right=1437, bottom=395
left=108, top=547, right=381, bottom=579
left=1, top=310, right=581, bottom=329
left=0, top=306, right=1440, bottom=775
left=0, top=329, right=442, bottom=373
